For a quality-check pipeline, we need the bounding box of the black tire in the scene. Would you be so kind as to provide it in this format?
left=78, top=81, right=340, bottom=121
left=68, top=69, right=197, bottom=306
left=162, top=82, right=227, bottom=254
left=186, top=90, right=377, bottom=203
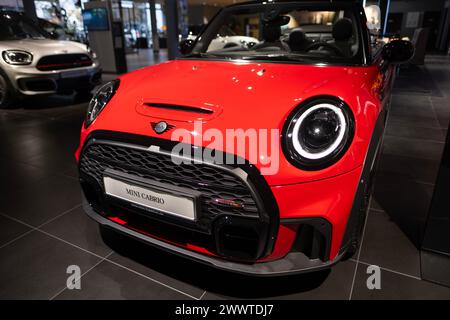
left=0, top=73, right=15, bottom=109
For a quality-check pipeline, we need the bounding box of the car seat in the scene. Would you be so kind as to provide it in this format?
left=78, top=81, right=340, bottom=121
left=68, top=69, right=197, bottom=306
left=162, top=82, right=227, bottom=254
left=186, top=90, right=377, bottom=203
left=288, top=29, right=312, bottom=52
left=253, top=17, right=290, bottom=51
left=330, top=18, right=355, bottom=57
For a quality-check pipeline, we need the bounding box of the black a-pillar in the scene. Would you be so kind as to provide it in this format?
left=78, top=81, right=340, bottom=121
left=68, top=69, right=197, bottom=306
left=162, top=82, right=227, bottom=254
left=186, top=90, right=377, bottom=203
left=23, top=0, right=38, bottom=23
left=165, top=0, right=180, bottom=60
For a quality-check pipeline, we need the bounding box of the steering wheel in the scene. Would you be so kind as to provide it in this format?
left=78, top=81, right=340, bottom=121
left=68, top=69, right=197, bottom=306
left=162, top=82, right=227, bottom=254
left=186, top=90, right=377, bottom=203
left=305, top=42, right=345, bottom=57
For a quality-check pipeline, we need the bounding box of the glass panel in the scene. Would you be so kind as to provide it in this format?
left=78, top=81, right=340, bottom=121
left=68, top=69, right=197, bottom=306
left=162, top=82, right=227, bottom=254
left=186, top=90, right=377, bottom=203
left=193, top=3, right=363, bottom=64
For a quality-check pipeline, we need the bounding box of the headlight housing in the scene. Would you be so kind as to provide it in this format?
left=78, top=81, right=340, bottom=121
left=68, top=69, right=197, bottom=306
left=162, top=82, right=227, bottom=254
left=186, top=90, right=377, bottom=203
left=85, top=80, right=120, bottom=128
left=282, top=96, right=355, bottom=170
left=2, top=50, right=33, bottom=65
left=87, top=47, right=97, bottom=59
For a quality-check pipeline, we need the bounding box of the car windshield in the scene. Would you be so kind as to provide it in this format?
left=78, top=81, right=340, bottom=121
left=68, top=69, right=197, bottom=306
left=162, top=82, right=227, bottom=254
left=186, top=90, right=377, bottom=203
left=0, top=13, right=49, bottom=40
left=188, top=3, right=363, bottom=64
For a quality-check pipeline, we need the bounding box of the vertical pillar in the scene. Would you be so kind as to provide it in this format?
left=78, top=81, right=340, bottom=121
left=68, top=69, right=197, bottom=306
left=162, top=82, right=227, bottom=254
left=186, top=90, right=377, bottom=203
left=165, top=0, right=179, bottom=60
left=23, top=0, right=38, bottom=23
left=118, top=0, right=124, bottom=22
left=378, top=0, right=391, bottom=36
left=149, top=0, right=160, bottom=53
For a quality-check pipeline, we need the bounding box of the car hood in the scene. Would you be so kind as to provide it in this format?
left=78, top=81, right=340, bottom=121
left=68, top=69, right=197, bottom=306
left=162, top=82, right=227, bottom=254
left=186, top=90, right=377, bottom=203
left=94, top=59, right=380, bottom=184
left=0, top=39, right=87, bottom=55
left=115, top=59, right=376, bottom=129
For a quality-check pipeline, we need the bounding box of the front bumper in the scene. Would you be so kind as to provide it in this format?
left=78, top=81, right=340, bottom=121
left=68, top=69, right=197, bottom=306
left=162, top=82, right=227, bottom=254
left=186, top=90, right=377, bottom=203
left=82, top=193, right=345, bottom=276
left=2, top=62, right=102, bottom=96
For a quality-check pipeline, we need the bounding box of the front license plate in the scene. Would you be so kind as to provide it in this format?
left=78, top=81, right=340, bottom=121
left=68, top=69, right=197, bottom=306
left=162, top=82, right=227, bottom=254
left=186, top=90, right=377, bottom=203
left=103, top=177, right=196, bottom=221
left=61, top=69, right=88, bottom=79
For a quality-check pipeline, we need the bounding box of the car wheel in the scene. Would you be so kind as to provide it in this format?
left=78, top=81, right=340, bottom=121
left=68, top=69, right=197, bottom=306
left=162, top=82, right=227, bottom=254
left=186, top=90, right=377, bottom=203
left=0, top=73, right=15, bottom=108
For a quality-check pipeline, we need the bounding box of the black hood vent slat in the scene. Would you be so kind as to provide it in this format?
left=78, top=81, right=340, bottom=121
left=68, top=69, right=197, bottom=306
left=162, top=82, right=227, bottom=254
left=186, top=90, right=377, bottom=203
left=144, top=103, right=214, bottom=114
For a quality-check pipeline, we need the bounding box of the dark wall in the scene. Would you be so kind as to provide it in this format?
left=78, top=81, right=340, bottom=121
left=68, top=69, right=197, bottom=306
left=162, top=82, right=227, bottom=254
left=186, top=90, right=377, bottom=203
left=389, top=0, right=445, bottom=38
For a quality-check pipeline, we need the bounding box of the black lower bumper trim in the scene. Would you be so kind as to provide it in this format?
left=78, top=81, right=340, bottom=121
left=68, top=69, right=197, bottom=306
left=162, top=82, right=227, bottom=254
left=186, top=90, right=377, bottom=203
left=82, top=193, right=343, bottom=276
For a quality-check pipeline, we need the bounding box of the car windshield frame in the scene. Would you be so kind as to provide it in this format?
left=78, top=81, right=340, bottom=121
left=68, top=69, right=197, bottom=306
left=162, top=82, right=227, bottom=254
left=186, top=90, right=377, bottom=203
left=0, top=13, right=51, bottom=41
left=181, top=1, right=369, bottom=66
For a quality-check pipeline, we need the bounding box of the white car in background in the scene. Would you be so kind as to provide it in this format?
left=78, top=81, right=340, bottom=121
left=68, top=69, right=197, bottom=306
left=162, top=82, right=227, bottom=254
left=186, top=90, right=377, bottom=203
left=183, top=24, right=259, bottom=52
left=0, top=11, right=102, bottom=108
left=207, top=35, right=259, bottom=51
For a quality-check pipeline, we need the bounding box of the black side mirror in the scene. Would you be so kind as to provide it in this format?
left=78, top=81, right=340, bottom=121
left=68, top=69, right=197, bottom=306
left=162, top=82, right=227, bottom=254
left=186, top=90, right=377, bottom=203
left=179, top=39, right=194, bottom=55
left=381, top=39, right=414, bottom=64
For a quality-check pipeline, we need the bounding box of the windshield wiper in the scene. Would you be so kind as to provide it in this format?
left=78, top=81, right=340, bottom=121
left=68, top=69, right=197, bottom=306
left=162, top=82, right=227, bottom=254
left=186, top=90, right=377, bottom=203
left=183, top=52, right=233, bottom=60
left=184, top=52, right=316, bottom=63
left=240, top=54, right=313, bottom=63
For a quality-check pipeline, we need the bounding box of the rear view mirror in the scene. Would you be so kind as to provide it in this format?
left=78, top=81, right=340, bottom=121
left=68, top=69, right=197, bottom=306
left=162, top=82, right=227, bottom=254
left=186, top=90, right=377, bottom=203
left=382, top=40, right=414, bottom=64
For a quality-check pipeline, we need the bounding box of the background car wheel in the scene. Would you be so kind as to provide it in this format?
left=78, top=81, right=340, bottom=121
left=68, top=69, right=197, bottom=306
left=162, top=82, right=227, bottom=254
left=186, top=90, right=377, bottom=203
left=0, top=73, right=15, bottom=109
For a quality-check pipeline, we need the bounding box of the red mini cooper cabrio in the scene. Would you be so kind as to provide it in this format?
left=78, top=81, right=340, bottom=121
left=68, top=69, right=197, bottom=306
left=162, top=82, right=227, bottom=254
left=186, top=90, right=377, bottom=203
left=76, top=0, right=413, bottom=275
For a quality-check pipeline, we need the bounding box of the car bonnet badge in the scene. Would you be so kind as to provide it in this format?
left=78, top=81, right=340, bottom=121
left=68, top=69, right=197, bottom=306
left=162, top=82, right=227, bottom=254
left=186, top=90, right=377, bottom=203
left=151, top=121, right=175, bottom=134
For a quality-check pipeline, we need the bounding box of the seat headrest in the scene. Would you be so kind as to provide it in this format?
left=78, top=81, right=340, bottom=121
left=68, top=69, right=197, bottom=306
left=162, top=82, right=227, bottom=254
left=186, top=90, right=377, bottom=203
left=289, top=29, right=307, bottom=43
left=263, top=24, right=281, bottom=42
left=332, top=18, right=353, bottom=41
left=261, top=15, right=290, bottom=43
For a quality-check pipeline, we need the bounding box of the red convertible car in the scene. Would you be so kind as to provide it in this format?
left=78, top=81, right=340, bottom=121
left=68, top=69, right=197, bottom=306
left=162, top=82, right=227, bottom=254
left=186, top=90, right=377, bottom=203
left=76, top=0, right=413, bottom=275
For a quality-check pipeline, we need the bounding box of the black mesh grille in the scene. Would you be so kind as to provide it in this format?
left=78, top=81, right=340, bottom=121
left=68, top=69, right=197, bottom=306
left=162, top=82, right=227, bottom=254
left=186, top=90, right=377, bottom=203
left=79, top=142, right=260, bottom=231
left=18, top=78, right=55, bottom=92
left=37, top=54, right=93, bottom=71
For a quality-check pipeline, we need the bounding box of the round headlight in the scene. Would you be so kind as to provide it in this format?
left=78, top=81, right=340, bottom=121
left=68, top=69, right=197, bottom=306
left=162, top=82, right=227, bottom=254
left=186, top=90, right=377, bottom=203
left=85, top=80, right=120, bottom=128
left=282, top=97, right=355, bottom=170
left=2, top=50, right=33, bottom=65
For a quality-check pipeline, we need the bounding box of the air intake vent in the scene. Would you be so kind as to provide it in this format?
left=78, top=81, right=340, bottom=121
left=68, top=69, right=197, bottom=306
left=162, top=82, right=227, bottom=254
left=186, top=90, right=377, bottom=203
left=289, top=218, right=332, bottom=261
left=144, top=103, right=214, bottom=114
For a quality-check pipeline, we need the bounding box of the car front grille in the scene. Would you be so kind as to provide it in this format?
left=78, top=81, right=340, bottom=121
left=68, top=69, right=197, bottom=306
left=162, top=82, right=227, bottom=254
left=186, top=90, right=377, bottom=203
left=78, top=132, right=279, bottom=261
left=79, top=142, right=261, bottom=229
left=36, top=54, right=93, bottom=71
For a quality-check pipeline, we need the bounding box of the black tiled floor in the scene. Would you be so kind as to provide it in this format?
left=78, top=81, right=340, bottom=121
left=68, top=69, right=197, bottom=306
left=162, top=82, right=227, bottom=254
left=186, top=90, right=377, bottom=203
left=384, top=123, right=445, bottom=142
left=0, top=214, right=31, bottom=248
left=0, top=54, right=449, bottom=300
left=382, top=136, right=444, bottom=160
left=373, top=172, right=434, bottom=247
left=106, top=237, right=206, bottom=299
left=40, top=206, right=113, bottom=258
left=126, top=49, right=169, bottom=71
left=0, top=174, right=82, bottom=227
left=359, top=210, right=421, bottom=278
left=0, top=157, right=48, bottom=190
left=54, top=260, right=193, bottom=300
left=0, top=231, right=102, bottom=299
left=351, top=264, right=450, bottom=300
left=377, top=154, right=440, bottom=184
